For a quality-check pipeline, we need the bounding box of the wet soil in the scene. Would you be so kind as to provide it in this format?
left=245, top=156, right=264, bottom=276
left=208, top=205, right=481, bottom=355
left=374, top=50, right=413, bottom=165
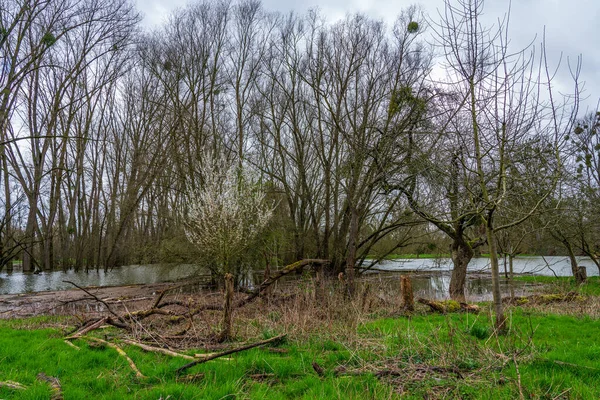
left=0, top=282, right=184, bottom=319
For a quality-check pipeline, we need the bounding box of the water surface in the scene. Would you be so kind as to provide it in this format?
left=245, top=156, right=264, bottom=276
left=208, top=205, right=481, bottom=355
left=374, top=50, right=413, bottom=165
left=0, top=256, right=595, bottom=299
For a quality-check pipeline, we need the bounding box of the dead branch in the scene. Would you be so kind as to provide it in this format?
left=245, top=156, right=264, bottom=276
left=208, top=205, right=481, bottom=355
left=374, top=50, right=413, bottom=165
left=312, top=362, right=325, bottom=377
left=121, top=339, right=195, bottom=360
left=115, top=260, right=330, bottom=324
left=37, top=373, right=63, bottom=400
left=63, top=281, right=129, bottom=326
left=63, top=340, right=80, bottom=350
left=176, top=333, right=287, bottom=374
left=513, top=354, right=525, bottom=400
left=176, top=373, right=205, bottom=383
left=65, top=317, right=108, bottom=340
left=82, top=337, right=145, bottom=379
left=235, top=259, right=329, bottom=308
left=0, top=380, right=27, bottom=390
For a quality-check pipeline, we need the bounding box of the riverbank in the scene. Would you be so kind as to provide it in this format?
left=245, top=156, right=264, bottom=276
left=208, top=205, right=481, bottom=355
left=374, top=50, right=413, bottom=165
left=1, top=277, right=599, bottom=399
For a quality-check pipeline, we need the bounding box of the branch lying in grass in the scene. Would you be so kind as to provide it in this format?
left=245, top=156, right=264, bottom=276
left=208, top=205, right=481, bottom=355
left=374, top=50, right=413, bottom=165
left=176, top=333, right=287, bottom=375
left=65, top=317, right=108, bottom=339
left=0, top=380, right=27, bottom=390
left=121, top=339, right=196, bottom=360
left=37, top=373, right=63, bottom=400
left=82, top=337, right=146, bottom=379
left=63, top=340, right=80, bottom=350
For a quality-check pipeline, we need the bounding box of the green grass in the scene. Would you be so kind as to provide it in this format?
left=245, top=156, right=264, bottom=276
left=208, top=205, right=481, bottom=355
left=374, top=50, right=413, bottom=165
left=1, top=310, right=600, bottom=399
left=514, top=275, right=600, bottom=296
left=0, top=318, right=394, bottom=399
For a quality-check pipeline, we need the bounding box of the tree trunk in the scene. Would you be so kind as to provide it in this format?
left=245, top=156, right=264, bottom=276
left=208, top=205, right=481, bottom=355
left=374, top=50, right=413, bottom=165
left=486, top=225, right=506, bottom=333
left=345, top=207, right=358, bottom=298
left=400, top=275, right=414, bottom=312
left=564, top=240, right=585, bottom=284
left=218, top=273, right=234, bottom=343
left=449, top=237, right=473, bottom=302
left=509, top=253, right=515, bottom=299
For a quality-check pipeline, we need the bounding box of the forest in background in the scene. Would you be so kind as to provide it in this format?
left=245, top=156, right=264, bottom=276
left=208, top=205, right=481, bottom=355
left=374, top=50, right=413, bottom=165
left=0, top=0, right=598, bottom=297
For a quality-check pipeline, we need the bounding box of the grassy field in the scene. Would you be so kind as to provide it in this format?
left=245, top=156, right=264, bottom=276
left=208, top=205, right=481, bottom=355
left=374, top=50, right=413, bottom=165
left=514, top=276, right=600, bottom=296
left=1, top=278, right=599, bottom=399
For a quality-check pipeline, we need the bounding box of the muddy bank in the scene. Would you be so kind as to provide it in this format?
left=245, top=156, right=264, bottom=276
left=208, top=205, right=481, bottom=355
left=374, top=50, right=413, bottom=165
left=0, top=282, right=191, bottom=319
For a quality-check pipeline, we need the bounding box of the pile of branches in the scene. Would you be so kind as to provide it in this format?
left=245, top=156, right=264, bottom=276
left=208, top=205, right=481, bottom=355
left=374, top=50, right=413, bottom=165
left=58, top=259, right=327, bottom=378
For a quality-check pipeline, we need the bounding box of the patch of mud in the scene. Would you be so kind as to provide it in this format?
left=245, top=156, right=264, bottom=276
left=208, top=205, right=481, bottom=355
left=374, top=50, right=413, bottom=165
left=0, top=282, right=195, bottom=319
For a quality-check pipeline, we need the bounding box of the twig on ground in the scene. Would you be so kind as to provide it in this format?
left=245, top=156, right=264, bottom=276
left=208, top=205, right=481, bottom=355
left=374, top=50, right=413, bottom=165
left=37, top=373, right=63, bottom=400
left=513, top=354, right=525, bottom=400
left=121, top=339, right=196, bottom=360
left=63, top=340, right=80, bottom=350
left=65, top=317, right=108, bottom=339
left=176, top=333, right=287, bottom=374
left=82, top=337, right=145, bottom=379
left=63, top=281, right=128, bottom=327
left=0, top=380, right=27, bottom=390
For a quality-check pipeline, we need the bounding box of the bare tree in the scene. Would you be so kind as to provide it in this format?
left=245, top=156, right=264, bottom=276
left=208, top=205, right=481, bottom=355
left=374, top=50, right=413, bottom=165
left=432, top=0, right=579, bottom=331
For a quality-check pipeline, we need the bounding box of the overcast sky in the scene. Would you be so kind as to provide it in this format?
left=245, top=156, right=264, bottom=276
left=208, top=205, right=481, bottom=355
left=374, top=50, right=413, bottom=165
left=134, top=0, right=600, bottom=113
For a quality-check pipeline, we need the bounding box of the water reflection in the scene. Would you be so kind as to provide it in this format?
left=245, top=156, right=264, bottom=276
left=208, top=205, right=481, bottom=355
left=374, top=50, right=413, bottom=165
left=0, top=264, right=212, bottom=295
left=0, top=256, right=596, bottom=299
left=377, top=256, right=599, bottom=277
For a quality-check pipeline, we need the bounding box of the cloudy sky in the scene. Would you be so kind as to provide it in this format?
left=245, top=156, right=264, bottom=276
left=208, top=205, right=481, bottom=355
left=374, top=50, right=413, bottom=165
left=134, top=0, right=600, bottom=113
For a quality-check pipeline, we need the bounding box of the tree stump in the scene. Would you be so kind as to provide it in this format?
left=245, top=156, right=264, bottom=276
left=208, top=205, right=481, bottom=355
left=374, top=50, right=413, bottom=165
left=400, top=275, right=415, bottom=312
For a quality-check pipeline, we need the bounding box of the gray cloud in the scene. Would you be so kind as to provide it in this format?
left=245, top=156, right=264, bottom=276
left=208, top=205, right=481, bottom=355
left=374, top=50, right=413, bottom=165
left=134, top=0, right=599, bottom=112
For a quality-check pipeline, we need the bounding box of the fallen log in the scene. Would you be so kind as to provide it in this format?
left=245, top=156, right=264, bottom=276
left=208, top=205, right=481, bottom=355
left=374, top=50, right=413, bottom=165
left=418, top=298, right=479, bottom=314
left=176, top=333, right=287, bottom=374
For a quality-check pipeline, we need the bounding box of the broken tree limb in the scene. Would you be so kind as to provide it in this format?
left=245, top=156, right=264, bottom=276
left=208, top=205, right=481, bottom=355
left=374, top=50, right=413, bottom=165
left=63, top=340, right=80, bottom=350
left=37, top=373, right=63, bottom=400
left=176, top=333, right=287, bottom=374
left=0, top=380, right=27, bottom=390
left=235, top=259, right=329, bottom=308
left=65, top=317, right=108, bottom=340
left=63, top=281, right=130, bottom=328
left=112, top=260, right=332, bottom=324
left=82, top=337, right=145, bottom=379
left=121, top=339, right=195, bottom=360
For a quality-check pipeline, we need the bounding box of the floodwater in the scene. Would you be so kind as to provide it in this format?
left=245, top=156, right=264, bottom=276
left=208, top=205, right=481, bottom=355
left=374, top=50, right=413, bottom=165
left=0, top=256, right=597, bottom=300
left=372, top=255, right=599, bottom=276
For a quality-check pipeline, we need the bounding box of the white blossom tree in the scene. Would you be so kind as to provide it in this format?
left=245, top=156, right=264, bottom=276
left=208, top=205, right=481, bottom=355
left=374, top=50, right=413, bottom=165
left=184, top=158, right=274, bottom=281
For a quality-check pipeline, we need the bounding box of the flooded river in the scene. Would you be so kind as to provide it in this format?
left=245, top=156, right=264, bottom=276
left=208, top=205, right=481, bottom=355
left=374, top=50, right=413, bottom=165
left=0, top=256, right=596, bottom=300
